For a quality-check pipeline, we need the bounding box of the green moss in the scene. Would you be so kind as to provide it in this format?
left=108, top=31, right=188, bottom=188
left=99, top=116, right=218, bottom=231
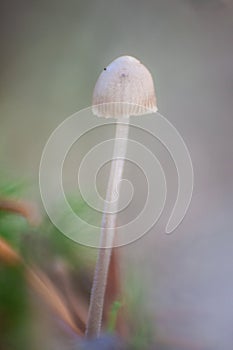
left=107, top=300, right=122, bottom=333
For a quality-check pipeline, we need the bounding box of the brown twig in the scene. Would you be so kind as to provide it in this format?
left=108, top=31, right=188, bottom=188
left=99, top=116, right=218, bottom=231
left=104, top=248, right=129, bottom=337
left=104, top=248, right=121, bottom=318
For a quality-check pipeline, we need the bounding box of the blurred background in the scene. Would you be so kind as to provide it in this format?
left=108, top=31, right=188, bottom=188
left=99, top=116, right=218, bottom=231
left=1, top=0, right=233, bottom=349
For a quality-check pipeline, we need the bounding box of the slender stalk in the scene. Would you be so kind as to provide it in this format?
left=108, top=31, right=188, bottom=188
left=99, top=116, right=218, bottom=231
left=85, top=117, right=129, bottom=338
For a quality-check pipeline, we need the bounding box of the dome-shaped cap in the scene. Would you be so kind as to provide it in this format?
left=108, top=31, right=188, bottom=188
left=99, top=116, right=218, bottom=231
left=92, top=56, right=157, bottom=118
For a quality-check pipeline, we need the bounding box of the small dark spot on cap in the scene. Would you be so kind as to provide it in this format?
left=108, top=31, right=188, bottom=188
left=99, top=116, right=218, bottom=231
left=104, top=67, right=107, bottom=71
left=121, top=73, right=126, bottom=78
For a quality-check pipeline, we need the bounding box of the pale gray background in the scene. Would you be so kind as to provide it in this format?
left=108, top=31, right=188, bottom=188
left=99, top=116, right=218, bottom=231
left=1, top=1, right=233, bottom=349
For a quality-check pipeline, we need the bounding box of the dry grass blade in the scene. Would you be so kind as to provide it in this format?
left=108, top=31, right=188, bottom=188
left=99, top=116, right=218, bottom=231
left=27, top=268, right=84, bottom=335
left=0, top=198, right=41, bottom=226
left=53, top=260, right=88, bottom=333
left=0, top=237, right=23, bottom=265
left=0, top=238, right=84, bottom=336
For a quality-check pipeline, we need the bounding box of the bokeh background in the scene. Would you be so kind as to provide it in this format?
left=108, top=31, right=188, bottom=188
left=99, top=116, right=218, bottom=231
left=1, top=0, right=233, bottom=349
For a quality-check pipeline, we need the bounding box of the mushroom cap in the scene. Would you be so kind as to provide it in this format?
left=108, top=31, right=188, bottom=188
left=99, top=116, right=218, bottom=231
left=92, top=56, right=157, bottom=118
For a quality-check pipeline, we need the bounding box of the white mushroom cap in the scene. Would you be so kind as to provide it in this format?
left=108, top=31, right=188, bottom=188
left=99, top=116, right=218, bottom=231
left=92, top=56, right=158, bottom=118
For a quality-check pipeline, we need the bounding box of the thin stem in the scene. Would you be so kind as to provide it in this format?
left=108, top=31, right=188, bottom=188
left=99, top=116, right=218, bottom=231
left=85, top=118, right=129, bottom=338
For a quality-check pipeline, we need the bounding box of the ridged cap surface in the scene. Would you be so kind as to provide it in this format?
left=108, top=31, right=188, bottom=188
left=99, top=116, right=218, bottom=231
left=92, top=56, right=157, bottom=118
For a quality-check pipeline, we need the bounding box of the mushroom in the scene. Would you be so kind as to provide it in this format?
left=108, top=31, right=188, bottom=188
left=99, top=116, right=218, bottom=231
left=86, top=56, right=157, bottom=338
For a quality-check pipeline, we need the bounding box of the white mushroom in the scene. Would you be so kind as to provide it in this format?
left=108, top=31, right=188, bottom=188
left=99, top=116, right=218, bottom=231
left=86, top=55, right=157, bottom=338
left=92, top=55, right=157, bottom=118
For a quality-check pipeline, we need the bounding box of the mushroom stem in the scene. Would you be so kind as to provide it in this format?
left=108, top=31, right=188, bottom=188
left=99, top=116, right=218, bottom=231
left=86, top=117, right=129, bottom=338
